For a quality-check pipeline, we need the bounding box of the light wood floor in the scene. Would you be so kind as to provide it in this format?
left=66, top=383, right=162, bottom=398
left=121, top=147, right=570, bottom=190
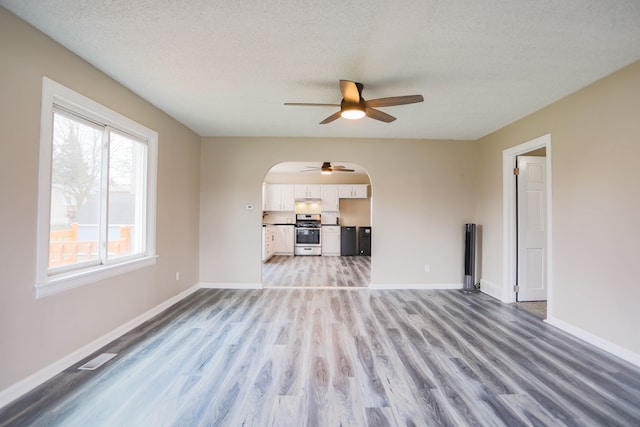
left=1, top=289, right=639, bottom=426
left=262, top=255, right=370, bottom=287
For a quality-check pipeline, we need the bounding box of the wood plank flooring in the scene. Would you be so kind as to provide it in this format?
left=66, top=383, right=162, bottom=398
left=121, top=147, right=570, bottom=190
left=1, top=289, right=639, bottom=426
left=262, top=255, right=370, bottom=287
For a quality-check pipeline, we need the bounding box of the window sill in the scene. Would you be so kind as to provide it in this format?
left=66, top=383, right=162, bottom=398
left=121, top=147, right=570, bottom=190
left=34, top=255, right=157, bottom=299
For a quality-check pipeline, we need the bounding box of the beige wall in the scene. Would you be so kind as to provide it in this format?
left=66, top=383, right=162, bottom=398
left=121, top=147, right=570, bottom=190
left=338, top=199, right=371, bottom=227
left=200, top=137, right=478, bottom=286
left=2, top=3, right=639, bottom=401
left=476, top=60, right=640, bottom=355
left=0, top=9, right=201, bottom=391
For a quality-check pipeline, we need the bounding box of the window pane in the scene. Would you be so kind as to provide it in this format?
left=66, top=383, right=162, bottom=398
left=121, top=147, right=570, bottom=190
left=108, top=131, right=147, bottom=260
left=49, top=112, right=102, bottom=268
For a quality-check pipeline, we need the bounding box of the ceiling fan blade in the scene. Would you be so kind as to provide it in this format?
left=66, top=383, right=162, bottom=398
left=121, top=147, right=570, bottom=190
left=284, top=102, right=340, bottom=107
left=339, top=80, right=361, bottom=103
left=319, top=111, right=342, bottom=124
left=366, top=95, right=424, bottom=108
left=331, top=168, right=355, bottom=172
left=365, top=107, right=396, bottom=123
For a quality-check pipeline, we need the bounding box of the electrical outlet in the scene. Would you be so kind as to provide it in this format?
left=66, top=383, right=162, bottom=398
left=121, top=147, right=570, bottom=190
left=175, top=272, right=180, bottom=281
left=424, top=264, right=431, bottom=273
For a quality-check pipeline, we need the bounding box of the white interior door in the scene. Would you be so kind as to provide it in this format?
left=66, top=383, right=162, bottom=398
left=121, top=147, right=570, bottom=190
left=517, top=156, right=547, bottom=301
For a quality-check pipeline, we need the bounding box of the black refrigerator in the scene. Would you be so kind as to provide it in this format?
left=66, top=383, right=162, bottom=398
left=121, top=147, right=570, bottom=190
left=358, top=226, right=371, bottom=256
left=340, top=226, right=357, bottom=256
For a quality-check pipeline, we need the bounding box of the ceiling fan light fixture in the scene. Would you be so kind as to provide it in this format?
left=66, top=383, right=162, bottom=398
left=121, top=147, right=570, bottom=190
left=340, top=100, right=366, bottom=120
left=286, top=80, right=423, bottom=124
left=321, top=161, right=333, bottom=174
left=341, top=107, right=366, bottom=120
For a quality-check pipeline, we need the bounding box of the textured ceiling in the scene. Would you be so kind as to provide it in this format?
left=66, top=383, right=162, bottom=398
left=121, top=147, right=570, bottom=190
left=2, top=1, right=640, bottom=140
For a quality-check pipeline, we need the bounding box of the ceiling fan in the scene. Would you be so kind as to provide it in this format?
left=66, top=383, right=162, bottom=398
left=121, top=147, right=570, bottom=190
left=284, top=80, right=424, bottom=124
left=303, top=162, right=355, bottom=175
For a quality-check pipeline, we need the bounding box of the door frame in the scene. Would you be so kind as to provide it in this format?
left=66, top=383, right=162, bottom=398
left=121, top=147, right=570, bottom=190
left=502, top=134, right=553, bottom=311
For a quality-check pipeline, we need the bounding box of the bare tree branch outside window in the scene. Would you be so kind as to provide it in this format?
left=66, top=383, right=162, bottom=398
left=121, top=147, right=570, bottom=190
left=51, top=113, right=102, bottom=224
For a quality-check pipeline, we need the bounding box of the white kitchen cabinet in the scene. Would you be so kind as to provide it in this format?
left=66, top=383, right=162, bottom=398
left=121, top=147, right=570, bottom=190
left=353, top=184, right=368, bottom=198
left=320, top=185, right=339, bottom=211
left=274, top=225, right=294, bottom=255
left=338, top=184, right=368, bottom=199
left=321, top=226, right=341, bottom=256
left=262, top=225, right=276, bottom=262
left=263, top=184, right=277, bottom=210
left=294, top=184, right=321, bottom=199
left=264, top=184, right=294, bottom=211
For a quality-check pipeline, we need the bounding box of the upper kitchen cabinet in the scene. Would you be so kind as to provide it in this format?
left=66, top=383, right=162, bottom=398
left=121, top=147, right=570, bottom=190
left=263, top=184, right=294, bottom=211
left=338, top=184, right=369, bottom=199
left=294, top=184, right=321, bottom=199
left=321, top=185, right=339, bottom=211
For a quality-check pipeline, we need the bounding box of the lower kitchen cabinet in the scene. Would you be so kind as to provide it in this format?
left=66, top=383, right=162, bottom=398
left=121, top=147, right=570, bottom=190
left=262, top=225, right=275, bottom=262
left=321, top=226, right=341, bottom=256
left=274, top=225, right=294, bottom=255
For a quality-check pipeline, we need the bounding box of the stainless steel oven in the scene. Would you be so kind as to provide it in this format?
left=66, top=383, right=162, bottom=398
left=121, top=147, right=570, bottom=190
left=295, top=214, right=321, bottom=255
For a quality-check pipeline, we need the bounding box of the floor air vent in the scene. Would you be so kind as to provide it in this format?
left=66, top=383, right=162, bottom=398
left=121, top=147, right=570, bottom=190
left=78, top=353, right=117, bottom=370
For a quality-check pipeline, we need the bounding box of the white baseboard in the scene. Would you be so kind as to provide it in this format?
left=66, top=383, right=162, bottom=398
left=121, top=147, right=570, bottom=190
left=199, top=282, right=262, bottom=289
left=545, top=316, right=640, bottom=368
left=480, top=279, right=502, bottom=300
left=369, top=283, right=462, bottom=290
left=480, top=279, right=639, bottom=367
left=0, top=284, right=200, bottom=410
left=201, top=282, right=465, bottom=291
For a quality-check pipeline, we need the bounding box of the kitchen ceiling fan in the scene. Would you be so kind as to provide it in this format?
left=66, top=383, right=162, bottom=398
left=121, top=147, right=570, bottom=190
left=303, top=162, right=355, bottom=174
left=284, top=80, right=424, bottom=124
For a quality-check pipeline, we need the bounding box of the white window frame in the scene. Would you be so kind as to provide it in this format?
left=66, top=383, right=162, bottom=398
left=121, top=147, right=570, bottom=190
left=35, top=77, right=158, bottom=298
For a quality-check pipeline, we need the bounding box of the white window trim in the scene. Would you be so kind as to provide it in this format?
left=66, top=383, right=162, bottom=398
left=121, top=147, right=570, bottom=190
left=35, top=77, right=158, bottom=299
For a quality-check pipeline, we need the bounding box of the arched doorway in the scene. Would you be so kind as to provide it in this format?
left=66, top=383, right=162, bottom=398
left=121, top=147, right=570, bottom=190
left=261, top=161, right=372, bottom=288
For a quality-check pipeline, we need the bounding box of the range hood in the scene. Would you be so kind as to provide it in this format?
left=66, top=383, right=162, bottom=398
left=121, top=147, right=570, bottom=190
left=294, top=199, right=322, bottom=214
